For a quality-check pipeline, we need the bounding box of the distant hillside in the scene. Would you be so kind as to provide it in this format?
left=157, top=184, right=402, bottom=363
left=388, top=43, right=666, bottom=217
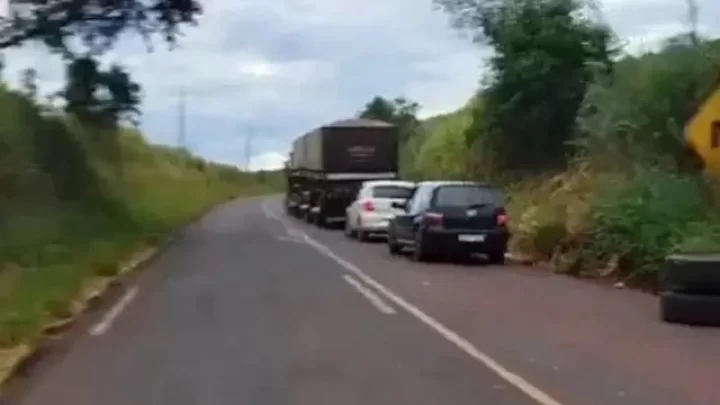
left=400, top=98, right=477, bottom=180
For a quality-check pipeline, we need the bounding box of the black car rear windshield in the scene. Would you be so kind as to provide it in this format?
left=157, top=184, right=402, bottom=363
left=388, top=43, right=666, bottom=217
left=433, top=185, right=503, bottom=207
left=372, top=185, right=414, bottom=199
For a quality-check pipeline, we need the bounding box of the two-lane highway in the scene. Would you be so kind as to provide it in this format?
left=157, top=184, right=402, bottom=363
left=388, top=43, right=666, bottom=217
left=10, top=196, right=549, bottom=405
left=9, top=196, right=720, bottom=405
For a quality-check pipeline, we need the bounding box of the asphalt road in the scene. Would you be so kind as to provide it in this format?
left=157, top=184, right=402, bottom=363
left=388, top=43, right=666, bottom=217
left=8, top=196, right=720, bottom=405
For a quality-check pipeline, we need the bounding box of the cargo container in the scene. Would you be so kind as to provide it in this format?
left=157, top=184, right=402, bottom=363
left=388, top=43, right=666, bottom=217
left=284, top=118, right=399, bottom=227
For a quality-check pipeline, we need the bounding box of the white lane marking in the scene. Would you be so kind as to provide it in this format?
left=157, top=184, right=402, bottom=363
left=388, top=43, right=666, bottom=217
left=261, top=201, right=279, bottom=220
left=277, top=235, right=304, bottom=243
left=261, top=198, right=564, bottom=405
left=262, top=200, right=305, bottom=240
left=342, top=274, right=396, bottom=315
left=89, top=286, right=139, bottom=336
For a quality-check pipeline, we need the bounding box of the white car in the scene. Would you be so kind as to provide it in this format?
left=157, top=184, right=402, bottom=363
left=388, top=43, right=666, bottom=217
left=344, top=180, right=415, bottom=241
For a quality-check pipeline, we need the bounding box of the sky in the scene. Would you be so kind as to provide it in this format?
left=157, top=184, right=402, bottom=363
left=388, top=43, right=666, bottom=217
left=2, top=0, right=720, bottom=171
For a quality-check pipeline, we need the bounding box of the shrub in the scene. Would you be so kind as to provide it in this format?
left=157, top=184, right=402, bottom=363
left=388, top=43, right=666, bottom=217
left=585, top=167, right=710, bottom=277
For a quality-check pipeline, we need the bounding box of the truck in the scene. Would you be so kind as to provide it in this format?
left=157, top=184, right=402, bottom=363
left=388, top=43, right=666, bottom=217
left=284, top=118, right=399, bottom=227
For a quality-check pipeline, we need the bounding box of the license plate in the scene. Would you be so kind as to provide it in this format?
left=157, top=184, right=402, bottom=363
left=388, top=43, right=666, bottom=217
left=458, top=234, right=485, bottom=242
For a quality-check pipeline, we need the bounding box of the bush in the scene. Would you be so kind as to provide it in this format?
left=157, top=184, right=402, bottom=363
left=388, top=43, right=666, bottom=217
left=508, top=163, right=720, bottom=283
left=506, top=163, right=595, bottom=260
left=586, top=167, right=713, bottom=277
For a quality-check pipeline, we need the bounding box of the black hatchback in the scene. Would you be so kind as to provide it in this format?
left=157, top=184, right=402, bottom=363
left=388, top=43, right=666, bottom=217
left=386, top=181, right=509, bottom=264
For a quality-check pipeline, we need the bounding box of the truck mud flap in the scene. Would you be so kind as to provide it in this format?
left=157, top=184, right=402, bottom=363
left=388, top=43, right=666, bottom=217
left=660, top=291, right=720, bottom=327
left=662, top=254, right=720, bottom=294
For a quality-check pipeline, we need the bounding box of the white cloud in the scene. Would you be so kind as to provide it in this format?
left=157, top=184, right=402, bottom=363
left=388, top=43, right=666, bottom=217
left=248, top=151, right=287, bottom=172
left=0, top=0, right=8, bottom=19
left=236, top=60, right=277, bottom=78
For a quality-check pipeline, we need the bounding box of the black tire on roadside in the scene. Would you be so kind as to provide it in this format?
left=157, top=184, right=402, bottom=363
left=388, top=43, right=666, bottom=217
left=357, top=230, right=369, bottom=242
left=662, top=254, right=720, bottom=294
left=660, top=291, right=720, bottom=327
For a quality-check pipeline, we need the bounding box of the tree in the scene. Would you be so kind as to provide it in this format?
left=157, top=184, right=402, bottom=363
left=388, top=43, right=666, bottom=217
left=359, top=96, right=397, bottom=123
left=434, top=0, right=615, bottom=175
left=0, top=0, right=202, bottom=56
left=359, top=96, right=422, bottom=144
left=1, top=1, right=200, bottom=123
left=61, top=56, right=141, bottom=126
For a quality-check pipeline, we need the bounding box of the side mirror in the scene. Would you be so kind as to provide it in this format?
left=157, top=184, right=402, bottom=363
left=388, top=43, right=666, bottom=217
left=392, top=201, right=407, bottom=210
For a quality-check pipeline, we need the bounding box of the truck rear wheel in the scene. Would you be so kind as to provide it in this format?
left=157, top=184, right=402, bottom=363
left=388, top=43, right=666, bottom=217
left=314, top=210, right=326, bottom=228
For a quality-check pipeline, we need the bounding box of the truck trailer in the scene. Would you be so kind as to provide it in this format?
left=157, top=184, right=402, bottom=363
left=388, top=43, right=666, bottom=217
left=284, top=118, right=399, bottom=227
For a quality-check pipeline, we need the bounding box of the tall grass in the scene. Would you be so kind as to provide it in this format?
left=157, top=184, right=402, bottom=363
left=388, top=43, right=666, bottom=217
left=0, top=84, right=281, bottom=347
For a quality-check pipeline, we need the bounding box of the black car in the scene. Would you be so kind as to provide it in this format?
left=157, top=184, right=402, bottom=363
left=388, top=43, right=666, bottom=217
left=386, top=181, right=509, bottom=264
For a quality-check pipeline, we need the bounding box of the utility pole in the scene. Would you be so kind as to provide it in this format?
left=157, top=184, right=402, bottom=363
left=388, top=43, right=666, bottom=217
left=178, top=89, right=187, bottom=149
left=686, top=0, right=699, bottom=46
left=245, top=125, right=255, bottom=171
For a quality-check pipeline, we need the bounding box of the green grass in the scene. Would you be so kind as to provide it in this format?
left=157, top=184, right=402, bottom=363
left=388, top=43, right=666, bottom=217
left=0, top=85, right=284, bottom=348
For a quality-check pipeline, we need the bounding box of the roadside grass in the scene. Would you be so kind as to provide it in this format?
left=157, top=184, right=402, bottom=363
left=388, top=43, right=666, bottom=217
left=0, top=176, right=281, bottom=348
left=506, top=163, right=720, bottom=287
left=0, top=85, right=284, bottom=349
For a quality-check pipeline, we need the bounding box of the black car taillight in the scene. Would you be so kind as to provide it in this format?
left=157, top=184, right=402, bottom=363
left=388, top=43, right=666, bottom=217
left=424, top=212, right=444, bottom=229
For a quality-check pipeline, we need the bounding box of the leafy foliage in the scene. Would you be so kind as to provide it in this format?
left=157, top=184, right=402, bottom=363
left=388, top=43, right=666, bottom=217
left=0, top=0, right=200, bottom=126
left=61, top=56, right=141, bottom=126
left=576, top=36, right=720, bottom=167
left=436, top=0, right=614, bottom=175
left=410, top=0, right=720, bottom=285
left=411, top=104, right=475, bottom=179
left=0, top=0, right=202, bottom=55
left=587, top=167, right=711, bottom=276
left=359, top=96, right=422, bottom=144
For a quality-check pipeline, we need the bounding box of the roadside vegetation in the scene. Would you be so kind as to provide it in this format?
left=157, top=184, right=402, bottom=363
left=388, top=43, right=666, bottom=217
left=0, top=74, right=280, bottom=348
left=0, top=1, right=281, bottom=348
left=360, top=0, right=720, bottom=288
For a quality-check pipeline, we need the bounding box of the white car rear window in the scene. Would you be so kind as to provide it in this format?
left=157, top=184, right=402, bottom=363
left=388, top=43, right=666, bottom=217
left=371, top=185, right=414, bottom=199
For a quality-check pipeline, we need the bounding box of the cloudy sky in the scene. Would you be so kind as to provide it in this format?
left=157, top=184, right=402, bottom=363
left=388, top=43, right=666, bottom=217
left=3, top=0, right=720, bottom=170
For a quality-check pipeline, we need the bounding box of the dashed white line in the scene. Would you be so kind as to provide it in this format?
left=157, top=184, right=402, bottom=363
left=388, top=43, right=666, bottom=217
left=342, top=274, right=396, bottom=315
left=89, top=286, right=139, bottom=336
left=262, top=198, right=565, bottom=405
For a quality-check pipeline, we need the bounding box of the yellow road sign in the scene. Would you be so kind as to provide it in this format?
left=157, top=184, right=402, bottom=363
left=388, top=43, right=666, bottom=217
left=685, top=82, right=720, bottom=174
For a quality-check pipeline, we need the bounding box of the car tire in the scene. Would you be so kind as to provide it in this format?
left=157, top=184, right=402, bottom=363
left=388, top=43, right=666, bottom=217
left=344, top=216, right=356, bottom=238
left=663, top=254, right=720, bottom=294
left=357, top=229, right=369, bottom=242
left=389, top=242, right=401, bottom=255
left=413, top=230, right=431, bottom=262
left=487, top=250, right=506, bottom=265
left=388, top=235, right=401, bottom=255
left=315, top=212, right=326, bottom=228
left=660, top=291, right=720, bottom=326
